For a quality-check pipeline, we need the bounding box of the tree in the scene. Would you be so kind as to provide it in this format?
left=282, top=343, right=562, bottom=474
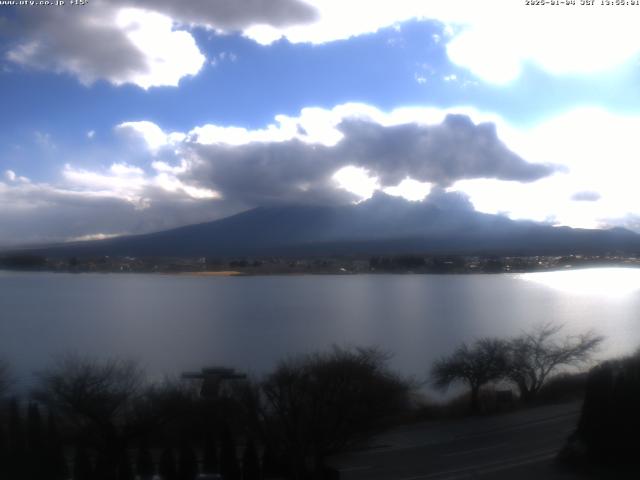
left=177, top=440, right=198, bottom=480
left=26, top=403, right=46, bottom=480
left=8, top=399, right=26, bottom=479
left=261, top=346, right=412, bottom=478
left=45, top=413, right=68, bottom=480
left=506, top=323, right=603, bottom=403
left=219, top=424, right=240, bottom=480
left=34, top=354, right=194, bottom=477
left=0, top=425, right=8, bottom=480
left=431, top=338, right=509, bottom=414
left=242, top=438, right=260, bottom=480
left=560, top=350, right=640, bottom=467
left=117, top=451, right=134, bottom=480
left=201, top=431, right=218, bottom=474
left=33, top=355, right=145, bottom=476
left=136, top=441, right=155, bottom=480
left=158, top=447, right=178, bottom=480
left=0, top=359, right=11, bottom=398
left=73, top=446, right=93, bottom=480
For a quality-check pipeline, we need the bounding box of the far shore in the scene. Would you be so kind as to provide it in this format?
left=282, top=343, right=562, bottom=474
left=177, top=270, right=245, bottom=276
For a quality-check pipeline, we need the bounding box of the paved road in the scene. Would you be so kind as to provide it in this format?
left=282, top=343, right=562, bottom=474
left=330, top=402, right=587, bottom=480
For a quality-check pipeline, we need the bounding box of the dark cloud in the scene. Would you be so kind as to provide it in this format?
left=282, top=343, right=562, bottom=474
left=423, top=187, right=475, bottom=211
left=571, top=190, right=601, bottom=202
left=187, top=140, right=353, bottom=208
left=336, top=115, right=555, bottom=186
left=4, top=4, right=149, bottom=85
left=0, top=114, right=559, bottom=245
left=112, top=0, right=319, bottom=30
left=184, top=114, right=557, bottom=208
left=2, top=0, right=316, bottom=88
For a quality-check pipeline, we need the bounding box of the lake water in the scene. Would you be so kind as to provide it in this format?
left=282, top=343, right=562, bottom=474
left=1, top=268, right=640, bottom=390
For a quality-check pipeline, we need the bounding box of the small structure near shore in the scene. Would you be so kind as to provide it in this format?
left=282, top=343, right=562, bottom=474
left=182, top=366, right=247, bottom=398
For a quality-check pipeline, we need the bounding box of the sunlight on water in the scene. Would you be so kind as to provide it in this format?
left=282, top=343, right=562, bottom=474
left=518, top=267, right=640, bottom=297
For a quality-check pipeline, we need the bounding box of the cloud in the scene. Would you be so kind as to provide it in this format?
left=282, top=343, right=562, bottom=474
left=111, top=0, right=318, bottom=31
left=571, top=191, right=601, bottom=202
left=7, top=1, right=639, bottom=88
left=2, top=0, right=314, bottom=88
left=240, top=1, right=640, bottom=83
left=334, top=114, right=554, bottom=186
left=117, top=121, right=186, bottom=151
left=4, top=104, right=640, bottom=245
left=0, top=181, right=231, bottom=246
left=5, top=3, right=206, bottom=89
left=451, top=108, right=640, bottom=230
left=116, top=104, right=555, bottom=211
left=0, top=103, right=557, bottom=245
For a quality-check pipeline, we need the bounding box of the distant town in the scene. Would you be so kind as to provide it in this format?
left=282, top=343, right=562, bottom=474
left=2, top=252, right=640, bottom=275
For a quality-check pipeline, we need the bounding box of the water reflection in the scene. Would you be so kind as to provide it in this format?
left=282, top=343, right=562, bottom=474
left=518, top=267, right=640, bottom=297
left=2, top=270, right=640, bottom=390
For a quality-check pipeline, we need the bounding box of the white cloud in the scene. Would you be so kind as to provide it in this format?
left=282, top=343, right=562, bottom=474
left=114, top=8, right=205, bottom=89
left=0, top=176, right=229, bottom=247
left=243, top=0, right=640, bottom=83
left=6, top=0, right=640, bottom=88
left=62, top=160, right=219, bottom=209
left=4, top=169, right=30, bottom=184
left=67, top=233, right=123, bottom=243
left=117, top=121, right=186, bottom=151
left=333, top=166, right=380, bottom=200
left=384, top=178, right=432, bottom=202
left=451, top=107, right=640, bottom=230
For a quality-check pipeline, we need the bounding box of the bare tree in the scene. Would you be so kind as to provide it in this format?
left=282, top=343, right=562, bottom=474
left=33, top=354, right=190, bottom=479
left=506, top=323, right=604, bottom=403
left=260, top=346, right=412, bottom=479
left=431, top=338, right=509, bottom=414
left=34, top=354, right=145, bottom=427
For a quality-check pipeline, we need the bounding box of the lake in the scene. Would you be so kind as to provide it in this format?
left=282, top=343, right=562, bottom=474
left=1, top=268, right=640, bottom=391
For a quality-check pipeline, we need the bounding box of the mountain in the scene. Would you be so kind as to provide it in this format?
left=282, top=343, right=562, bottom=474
left=14, top=192, right=640, bottom=258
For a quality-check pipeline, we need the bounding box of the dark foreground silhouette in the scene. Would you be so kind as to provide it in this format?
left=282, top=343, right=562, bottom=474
left=0, top=334, right=638, bottom=479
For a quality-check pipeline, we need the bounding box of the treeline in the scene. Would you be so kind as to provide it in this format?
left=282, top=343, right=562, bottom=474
left=560, top=349, right=640, bottom=471
left=0, top=347, right=411, bottom=480
left=0, top=324, right=617, bottom=479
left=0, top=255, right=47, bottom=269
left=430, top=323, right=603, bottom=414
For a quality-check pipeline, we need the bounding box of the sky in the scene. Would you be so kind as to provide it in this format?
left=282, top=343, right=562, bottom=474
left=2, top=0, right=640, bottom=246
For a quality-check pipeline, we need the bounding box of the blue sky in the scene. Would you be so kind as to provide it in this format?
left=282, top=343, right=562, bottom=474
left=2, top=0, right=640, bottom=245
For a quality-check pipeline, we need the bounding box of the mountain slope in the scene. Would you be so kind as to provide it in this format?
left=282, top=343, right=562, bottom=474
left=18, top=193, right=640, bottom=258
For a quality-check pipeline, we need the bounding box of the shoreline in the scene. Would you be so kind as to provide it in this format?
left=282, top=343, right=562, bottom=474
left=2, top=264, right=640, bottom=277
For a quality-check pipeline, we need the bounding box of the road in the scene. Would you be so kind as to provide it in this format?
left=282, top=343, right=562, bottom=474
left=330, top=402, right=589, bottom=480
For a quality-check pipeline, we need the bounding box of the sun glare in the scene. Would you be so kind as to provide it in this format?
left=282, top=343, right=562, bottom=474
left=518, top=268, right=640, bottom=297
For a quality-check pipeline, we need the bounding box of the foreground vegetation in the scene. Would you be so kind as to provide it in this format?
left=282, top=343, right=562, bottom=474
left=431, top=323, right=603, bottom=413
left=0, top=348, right=410, bottom=480
left=559, top=349, right=640, bottom=472
left=1, top=323, right=633, bottom=479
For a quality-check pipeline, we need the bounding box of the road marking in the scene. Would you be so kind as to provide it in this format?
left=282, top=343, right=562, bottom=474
left=396, top=448, right=558, bottom=480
